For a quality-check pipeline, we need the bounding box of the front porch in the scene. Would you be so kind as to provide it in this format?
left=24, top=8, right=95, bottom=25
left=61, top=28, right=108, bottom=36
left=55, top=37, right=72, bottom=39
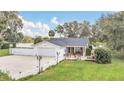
left=65, top=46, right=87, bottom=60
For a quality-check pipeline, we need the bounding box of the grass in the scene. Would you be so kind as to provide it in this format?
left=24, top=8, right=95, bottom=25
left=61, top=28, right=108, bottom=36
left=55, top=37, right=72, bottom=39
left=0, top=49, right=9, bottom=57
left=20, top=58, right=124, bottom=81
left=0, top=49, right=11, bottom=80
left=0, top=71, right=11, bottom=81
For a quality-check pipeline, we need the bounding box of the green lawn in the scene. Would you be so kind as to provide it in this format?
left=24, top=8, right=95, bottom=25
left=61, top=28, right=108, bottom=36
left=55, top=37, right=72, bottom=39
left=0, top=49, right=9, bottom=57
left=20, top=58, right=124, bottom=81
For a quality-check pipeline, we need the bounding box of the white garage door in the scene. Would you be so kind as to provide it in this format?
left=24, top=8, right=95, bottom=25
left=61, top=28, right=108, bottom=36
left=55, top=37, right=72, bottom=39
left=37, top=48, right=56, bottom=57
left=10, top=48, right=56, bottom=57
left=10, top=48, right=35, bottom=56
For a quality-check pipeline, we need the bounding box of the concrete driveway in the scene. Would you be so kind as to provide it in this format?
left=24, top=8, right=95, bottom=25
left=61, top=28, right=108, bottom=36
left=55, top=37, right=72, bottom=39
left=0, top=55, right=56, bottom=80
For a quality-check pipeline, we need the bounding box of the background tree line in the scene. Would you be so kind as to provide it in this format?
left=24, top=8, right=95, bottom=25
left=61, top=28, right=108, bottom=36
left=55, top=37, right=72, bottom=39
left=49, top=12, right=124, bottom=51
left=0, top=11, right=124, bottom=51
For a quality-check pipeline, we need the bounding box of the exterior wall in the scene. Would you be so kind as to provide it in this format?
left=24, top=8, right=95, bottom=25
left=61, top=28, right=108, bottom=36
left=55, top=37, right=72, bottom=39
left=10, top=41, right=88, bottom=62
left=35, top=48, right=56, bottom=57
left=10, top=48, right=56, bottom=57
left=35, top=41, right=66, bottom=62
left=10, top=41, right=66, bottom=62
left=10, top=48, right=36, bottom=56
left=55, top=47, right=66, bottom=62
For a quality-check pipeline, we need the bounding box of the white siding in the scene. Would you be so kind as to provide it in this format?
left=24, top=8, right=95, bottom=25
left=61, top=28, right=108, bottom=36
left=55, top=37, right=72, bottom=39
left=10, top=48, right=35, bottom=56
left=10, top=48, right=56, bottom=57
left=55, top=47, right=66, bottom=62
left=36, top=48, right=56, bottom=57
left=10, top=41, right=66, bottom=62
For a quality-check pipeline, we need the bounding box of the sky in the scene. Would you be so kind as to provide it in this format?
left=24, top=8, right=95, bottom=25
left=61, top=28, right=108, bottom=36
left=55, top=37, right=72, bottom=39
left=19, top=11, right=112, bottom=37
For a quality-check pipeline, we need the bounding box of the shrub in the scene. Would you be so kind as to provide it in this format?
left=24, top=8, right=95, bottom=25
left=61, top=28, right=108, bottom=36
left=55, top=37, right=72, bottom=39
left=1, top=42, right=10, bottom=49
left=94, top=48, right=111, bottom=64
left=0, top=70, right=11, bottom=80
left=86, top=48, right=91, bottom=56
left=0, top=42, right=3, bottom=49
left=89, top=45, right=92, bottom=50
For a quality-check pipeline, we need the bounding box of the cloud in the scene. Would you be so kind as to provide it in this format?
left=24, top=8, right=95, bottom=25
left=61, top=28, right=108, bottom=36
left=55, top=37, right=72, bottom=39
left=18, top=16, right=50, bottom=37
left=50, top=17, right=59, bottom=25
left=35, top=22, right=50, bottom=32
left=20, top=29, right=34, bottom=37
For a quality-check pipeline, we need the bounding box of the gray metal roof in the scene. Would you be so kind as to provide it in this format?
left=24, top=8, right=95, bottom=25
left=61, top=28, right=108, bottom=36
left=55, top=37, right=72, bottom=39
left=48, top=38, right=89, bottom=47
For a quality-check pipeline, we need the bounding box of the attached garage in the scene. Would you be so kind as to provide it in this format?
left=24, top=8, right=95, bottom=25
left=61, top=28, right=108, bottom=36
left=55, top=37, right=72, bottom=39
left=34, top=41, right=66, bottom=62
left=10, top=41, right=66, bottom=62
left=10, top=48, right=36, bottom=56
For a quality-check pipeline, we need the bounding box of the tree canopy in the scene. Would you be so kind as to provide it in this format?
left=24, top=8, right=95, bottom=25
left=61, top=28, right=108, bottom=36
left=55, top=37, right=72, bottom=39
left=48, top=30, right=55, bottom=38
left=22, top=36, right=33, bottom=43
left=53, top=12, right=124, bottom=51
left=34, top=36, right=42, bottom=44
left=0, top=11, right=23, bottom=43
left=97, top=12, right=124, bottom=51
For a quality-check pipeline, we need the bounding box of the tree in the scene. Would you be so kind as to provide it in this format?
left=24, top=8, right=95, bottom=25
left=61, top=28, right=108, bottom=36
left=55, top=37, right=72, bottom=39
left=0, top=11, right=23, bottom=43
left=90, top=24, right=104, bottom=44
left=22, top=36, right=33, bottom=43
left=63, top=21, right=91, bottom=38
left=97, top=12, right=124, bottom=51
left=34, top=36, right=42, bottom=44
left=63, top=21, right=81, bottom=37
left=55, top=25, right=64, bottom=37
left=79, top=21, right=91, bottom=38
left=17, top=32, right=24, bottom=42
left=48, top=30, right=55, bottom=38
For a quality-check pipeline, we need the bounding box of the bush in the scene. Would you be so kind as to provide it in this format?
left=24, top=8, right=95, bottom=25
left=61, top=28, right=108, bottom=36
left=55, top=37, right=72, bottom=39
left=0, top=42, right=3, bottom=49
left=86, top=48, right=91, bottom=56
left=1, top=42, right=10, bottom=49
left=94, top=48, right=111, bottom=64
left=0, top=70, right=11, bottom=80
left=89, top=45, right=92, bottom=50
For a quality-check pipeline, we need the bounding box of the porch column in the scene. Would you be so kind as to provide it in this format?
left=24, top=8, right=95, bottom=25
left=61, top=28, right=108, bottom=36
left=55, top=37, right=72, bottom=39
left=83, top=46, right=86, bottom=57
left=74, top=47, right=76, bottom=54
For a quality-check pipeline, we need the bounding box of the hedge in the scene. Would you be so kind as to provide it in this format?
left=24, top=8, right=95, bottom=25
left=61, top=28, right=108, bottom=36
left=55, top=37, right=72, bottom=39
left=94, top=48, right=111, bottom=64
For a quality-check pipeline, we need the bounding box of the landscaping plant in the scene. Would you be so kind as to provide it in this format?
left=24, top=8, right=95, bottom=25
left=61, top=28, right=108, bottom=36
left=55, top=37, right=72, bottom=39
left=86, top=48, right=91, bottom=56
left=94, top=48, right=111, bottom=64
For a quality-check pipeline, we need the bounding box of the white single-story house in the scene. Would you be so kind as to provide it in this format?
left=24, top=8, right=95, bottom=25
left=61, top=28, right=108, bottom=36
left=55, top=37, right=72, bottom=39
left=10, top=38, right=89, bottom=61
left=8, top=38, right=89, bottom=78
